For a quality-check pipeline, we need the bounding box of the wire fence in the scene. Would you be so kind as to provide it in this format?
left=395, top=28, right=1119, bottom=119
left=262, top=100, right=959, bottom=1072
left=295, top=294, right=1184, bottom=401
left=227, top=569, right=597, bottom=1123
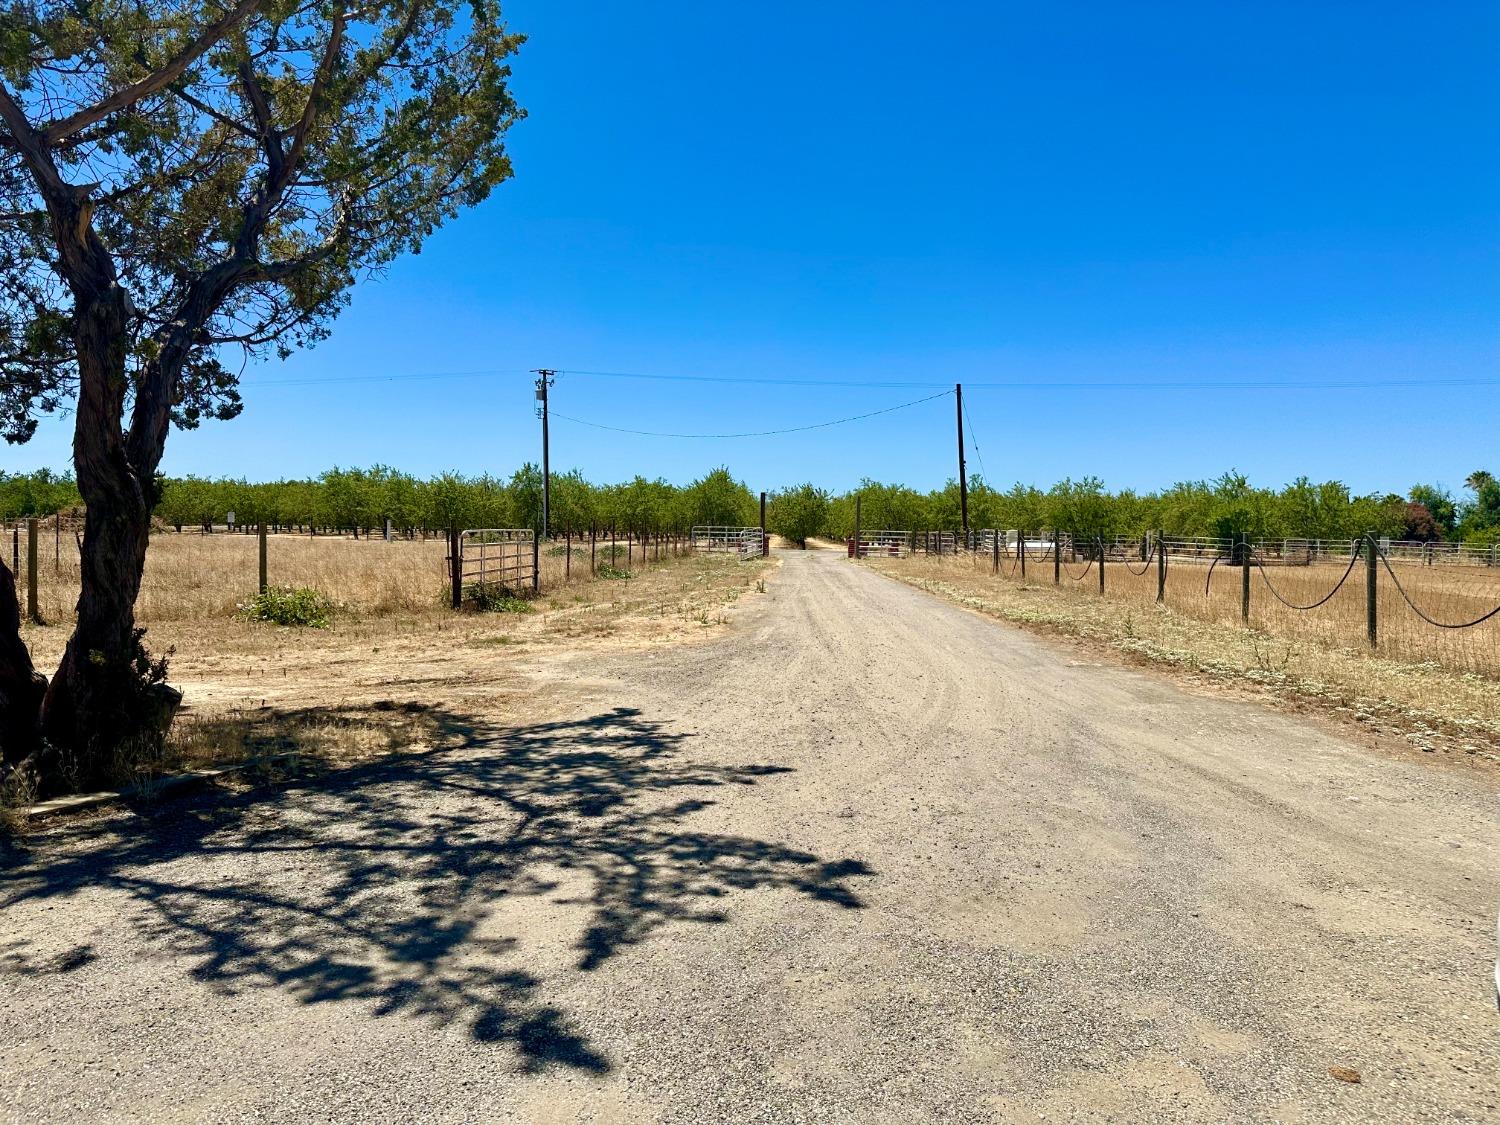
left=4, top=516, right=717, bottom=625
left=869, top=528, right=1500, bottom=677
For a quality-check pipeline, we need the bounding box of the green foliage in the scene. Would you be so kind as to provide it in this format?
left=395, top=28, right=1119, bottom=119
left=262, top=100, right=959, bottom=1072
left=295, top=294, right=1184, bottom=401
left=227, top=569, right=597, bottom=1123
left=9, top=460, right=1457, bottom=545
left=1457, top=470, right=1500, bottom=543
left=467, top=584, right=534, bottom=613
left=0, top=469, right=80, bottom=519
left=0, top=0, right=526, bottom=445
left=595, top=566, right=633, bottom=580
left=768, top=483, right=831, bottom=546
left=238, top=587, right=336, bottom=628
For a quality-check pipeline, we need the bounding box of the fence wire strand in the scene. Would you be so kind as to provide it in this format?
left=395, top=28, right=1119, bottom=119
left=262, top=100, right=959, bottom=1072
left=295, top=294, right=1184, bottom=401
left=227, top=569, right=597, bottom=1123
left=1375, top=545, right=1500, bottom=629
left=1119, top=541, right=1157, bottom=576
left=1247, top=545, right=1362, bottom=611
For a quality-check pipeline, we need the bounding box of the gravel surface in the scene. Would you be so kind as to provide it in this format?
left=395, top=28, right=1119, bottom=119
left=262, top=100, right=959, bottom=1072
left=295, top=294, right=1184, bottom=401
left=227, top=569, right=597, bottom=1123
left=2, top=547, right=1497, bottom=1123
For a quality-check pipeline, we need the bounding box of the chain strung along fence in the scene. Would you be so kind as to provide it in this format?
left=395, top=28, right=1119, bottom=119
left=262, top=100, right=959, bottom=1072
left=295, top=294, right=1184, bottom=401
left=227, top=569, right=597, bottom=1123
left=852, top=525, right=1500, bottom=676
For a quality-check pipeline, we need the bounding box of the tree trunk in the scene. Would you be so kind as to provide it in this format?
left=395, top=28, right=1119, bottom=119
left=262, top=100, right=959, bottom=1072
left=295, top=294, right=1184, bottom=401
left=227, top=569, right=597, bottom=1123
left=36, top=267, right=178, bottom=792
left=0, top=559, right=46, bottom=766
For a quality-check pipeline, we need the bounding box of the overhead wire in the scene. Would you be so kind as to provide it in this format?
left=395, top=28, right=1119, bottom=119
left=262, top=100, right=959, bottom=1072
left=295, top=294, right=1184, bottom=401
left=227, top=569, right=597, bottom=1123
left=546, top=389, right=952, bottom=440
left=241, top=364, right=1500, bottom=392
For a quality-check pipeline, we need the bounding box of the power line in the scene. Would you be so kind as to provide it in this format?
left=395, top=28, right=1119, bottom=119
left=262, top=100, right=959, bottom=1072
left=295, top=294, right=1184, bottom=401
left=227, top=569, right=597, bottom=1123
left=964, top=406, right=989, bottom=482
left=563, top=369, right=1500, bottom=391
left=548, top=389, right=953, bottom=439
left=246, top=367, right=526, bottom=387
left=242, top=364, right=1500, bottom=392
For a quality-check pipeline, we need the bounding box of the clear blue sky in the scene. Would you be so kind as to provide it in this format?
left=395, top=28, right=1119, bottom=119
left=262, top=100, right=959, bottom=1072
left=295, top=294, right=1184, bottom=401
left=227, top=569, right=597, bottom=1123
left=8, top=1, right=1498, bottom=496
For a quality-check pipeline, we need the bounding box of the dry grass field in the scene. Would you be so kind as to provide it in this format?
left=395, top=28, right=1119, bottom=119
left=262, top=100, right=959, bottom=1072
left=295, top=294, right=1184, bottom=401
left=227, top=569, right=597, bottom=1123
left=866, top=550, right=1500, bottom=764
left=10, top=532, right=771, bottom=804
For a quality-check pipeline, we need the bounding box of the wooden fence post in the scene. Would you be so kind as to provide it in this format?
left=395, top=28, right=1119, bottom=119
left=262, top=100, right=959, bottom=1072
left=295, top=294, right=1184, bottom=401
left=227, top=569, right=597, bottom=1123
left=1019, top=529, right=1026, bottom=580
left=1097, top=538, right=1105, bottom=594
left=992, top=529, right=999, bottom=575
left=449, top=527, right=462, bottom=609
left=26, top=518, right=38, bottom=623
left=1053, top=531, right=1060, bottom=584
left=1156, top=530, right=1166, bottom=603
left=1241, top=533, right=1250, bottom=622
left=565, top=528, right=571, bottom=580
left=258, top=522, right=268, bottom=593
left=532, top=533, right=540, bottom=594
left=1365, top=533, right=1377, bottom=648
left=590, top=524, right=597, bottom=575
left=853, top=497, right=861, bottom=559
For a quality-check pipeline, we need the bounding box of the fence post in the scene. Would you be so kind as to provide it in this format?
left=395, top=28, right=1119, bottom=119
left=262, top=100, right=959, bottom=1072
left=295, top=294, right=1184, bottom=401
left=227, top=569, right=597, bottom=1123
left=1053, top=531, right=1061, bottom=585
left=853, top=497, right=861, bottom=559
left=1156, top=530, right=1166, bottom=603
left=26, top=518, right=38, bottom=623
left=258, top=522, right=268, bottom=593
left=760, top=491, right=768, bottom=557
left=610, top=522, right=617, bottom=569
left=54, top=514, right=60, bottom=572
left=10, top=524, right=16, bottom=577
left=532, top=533, right=540, bottom=594
left=1240, top=533, right=1250, bottom=622
left=449, top=527, right=462, bottom=609
left=1019, top=529, right=1026, bottom=580
left=590, top=524, right=597, bottom=575
left=565, top=529, right=572, bottom=579
left=992, top=528, right=999, bottom=575
left=1097, top=538, right=1105, bottom=594
left=1365, top=533, right=1377, bottom=648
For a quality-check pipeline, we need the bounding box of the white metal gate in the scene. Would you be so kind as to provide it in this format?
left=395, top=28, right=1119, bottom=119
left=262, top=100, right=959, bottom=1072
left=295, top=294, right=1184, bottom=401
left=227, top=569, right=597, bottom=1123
left=692, top=525, right=764, bottom=559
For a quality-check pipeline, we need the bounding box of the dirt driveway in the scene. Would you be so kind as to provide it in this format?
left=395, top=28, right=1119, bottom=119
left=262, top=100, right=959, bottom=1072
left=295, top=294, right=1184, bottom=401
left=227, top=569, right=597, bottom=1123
left=3, top=548, right=1496, bottom=1123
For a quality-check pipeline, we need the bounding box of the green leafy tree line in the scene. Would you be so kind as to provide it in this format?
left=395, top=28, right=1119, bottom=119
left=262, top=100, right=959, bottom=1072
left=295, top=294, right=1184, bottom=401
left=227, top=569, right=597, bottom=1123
left=7, top=465, right=1497, bottom=545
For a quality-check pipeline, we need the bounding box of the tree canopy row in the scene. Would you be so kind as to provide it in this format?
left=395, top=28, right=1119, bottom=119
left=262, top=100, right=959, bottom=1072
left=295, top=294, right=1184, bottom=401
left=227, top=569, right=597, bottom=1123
left=5, top=467, right=1497, bottom=547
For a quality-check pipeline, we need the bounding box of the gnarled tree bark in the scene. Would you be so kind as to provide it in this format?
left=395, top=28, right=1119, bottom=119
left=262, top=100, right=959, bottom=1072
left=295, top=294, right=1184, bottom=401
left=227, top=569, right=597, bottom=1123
left=0, top=558, right=45, bottom=767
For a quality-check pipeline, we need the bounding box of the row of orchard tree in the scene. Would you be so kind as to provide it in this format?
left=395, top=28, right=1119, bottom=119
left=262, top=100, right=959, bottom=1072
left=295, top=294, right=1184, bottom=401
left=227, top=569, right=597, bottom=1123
left=151, top=465, right=761, bottom=536
left=6, top=466, right=1499, bottom=547
left=768, top=471, right=1500, bottom=547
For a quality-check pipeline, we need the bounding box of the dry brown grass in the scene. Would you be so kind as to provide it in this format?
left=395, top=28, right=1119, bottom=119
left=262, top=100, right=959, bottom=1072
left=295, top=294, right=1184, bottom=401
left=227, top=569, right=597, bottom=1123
left=867, top=552, right=1500, bottom=765
left=9, top=537, right=771, bottom=813
left=22, top=528, right=690, bottom=625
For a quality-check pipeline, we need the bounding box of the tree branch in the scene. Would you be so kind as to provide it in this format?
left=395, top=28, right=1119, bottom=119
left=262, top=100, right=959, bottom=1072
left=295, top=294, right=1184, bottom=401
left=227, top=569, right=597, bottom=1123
left=281, top=11, right=345, bottom=184
left=42, top=0, right=263, bottom=144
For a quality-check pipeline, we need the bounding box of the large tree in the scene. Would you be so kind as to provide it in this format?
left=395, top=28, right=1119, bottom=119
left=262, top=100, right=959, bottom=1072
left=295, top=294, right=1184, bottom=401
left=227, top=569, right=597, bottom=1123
left=0, top=0, right=523, bottom=789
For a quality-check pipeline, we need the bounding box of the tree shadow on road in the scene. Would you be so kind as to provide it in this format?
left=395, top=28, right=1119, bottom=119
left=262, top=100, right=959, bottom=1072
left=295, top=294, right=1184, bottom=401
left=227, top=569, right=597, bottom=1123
left=0, top=704, right=873, bottom=1074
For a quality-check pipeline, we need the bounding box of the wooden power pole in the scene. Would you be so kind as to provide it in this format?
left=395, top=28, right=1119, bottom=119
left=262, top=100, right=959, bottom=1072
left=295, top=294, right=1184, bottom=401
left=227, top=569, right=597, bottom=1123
left=535, top=369, right=555, bottom=538
left=955, top=383, right=968, bottom=537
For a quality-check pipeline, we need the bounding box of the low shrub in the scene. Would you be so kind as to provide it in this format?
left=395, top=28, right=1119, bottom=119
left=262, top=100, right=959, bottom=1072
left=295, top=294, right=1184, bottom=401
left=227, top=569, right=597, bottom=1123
left=469, top=583, right=535, bottom=613
left=239, top=586, right=336, bottom=628
left=596, top=565, right=633, bottom=580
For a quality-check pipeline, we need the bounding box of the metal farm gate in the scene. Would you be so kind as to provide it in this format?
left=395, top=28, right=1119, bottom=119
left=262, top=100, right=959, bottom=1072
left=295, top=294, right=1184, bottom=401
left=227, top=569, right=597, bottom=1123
left=848, top=530, right=911, bottom=558
left=692, top=525, right=765, bottom=559
left=448, top=528, right=537, bottom=606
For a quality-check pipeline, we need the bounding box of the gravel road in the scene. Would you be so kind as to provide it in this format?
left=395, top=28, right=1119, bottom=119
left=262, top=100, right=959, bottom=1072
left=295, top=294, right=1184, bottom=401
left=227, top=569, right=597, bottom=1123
left=3, top=547, right=1497, bottom=1123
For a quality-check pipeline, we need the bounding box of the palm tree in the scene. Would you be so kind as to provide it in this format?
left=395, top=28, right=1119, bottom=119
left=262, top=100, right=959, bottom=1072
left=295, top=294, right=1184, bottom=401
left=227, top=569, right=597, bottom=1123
left=1464, top=470, right=1493, bottom=493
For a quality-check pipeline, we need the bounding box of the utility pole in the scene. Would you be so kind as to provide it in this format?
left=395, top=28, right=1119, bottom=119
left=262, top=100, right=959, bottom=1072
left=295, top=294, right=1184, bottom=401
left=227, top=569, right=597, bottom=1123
left=534, top=369, right=555, bottom=538
left=955, top=383, right=969, bottom=537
